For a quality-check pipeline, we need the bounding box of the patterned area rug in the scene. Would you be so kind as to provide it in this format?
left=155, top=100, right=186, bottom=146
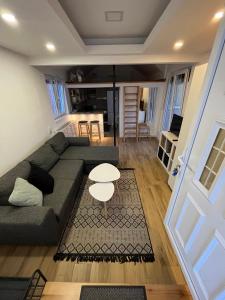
left=54, top=169, right=154, bottom=263
left=79, top=286, right=147, bottom=300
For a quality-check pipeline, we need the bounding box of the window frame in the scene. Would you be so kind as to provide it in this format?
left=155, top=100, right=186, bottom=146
left=193, top=120, right=225, bottom=199
left=161, top=68, right=190, bottom=131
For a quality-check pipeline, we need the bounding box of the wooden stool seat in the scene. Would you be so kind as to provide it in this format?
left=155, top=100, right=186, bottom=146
left=79, top=120, right=88, bottom=123
left=78, top=120, right=89, bottom=137
left=89, top=120, right=101, bottom=142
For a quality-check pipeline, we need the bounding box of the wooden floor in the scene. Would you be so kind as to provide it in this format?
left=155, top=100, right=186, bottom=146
left=42, top=282, right=192, bottom=300
left=0, top=138, right=187, bottom=287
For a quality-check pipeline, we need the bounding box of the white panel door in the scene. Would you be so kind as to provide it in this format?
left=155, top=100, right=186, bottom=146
left=165, top=21, right=225, bottom=300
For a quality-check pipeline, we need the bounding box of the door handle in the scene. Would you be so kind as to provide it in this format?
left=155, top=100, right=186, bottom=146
left=172, top=154, right=184, bottom=176
left=172, top=164, right=181, bottom=176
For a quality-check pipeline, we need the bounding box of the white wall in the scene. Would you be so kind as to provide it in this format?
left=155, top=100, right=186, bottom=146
left=0, top=47, right=66, bottom=176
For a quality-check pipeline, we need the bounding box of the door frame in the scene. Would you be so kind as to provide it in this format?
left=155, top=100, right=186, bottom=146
left=164, top=21, right=225, bottom=300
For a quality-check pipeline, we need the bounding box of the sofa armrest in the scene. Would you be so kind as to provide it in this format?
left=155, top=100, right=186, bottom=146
left=66, top=137, right=90, bottom=146
left=0, top=206, right=59, bottom=245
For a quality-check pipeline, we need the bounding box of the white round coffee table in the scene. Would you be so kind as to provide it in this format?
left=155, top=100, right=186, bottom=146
left=89, top=163, right=120, bottom=198
left=89, top=163, right=120, bottom=182
left=89, top=182, right=114, bottom=217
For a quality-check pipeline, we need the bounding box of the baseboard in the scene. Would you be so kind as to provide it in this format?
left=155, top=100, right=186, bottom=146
left=164, top=223, right=199, bottom=300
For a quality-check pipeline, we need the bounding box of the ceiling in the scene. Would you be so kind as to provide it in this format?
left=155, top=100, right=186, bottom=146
left=0, top=0, right=224, bottom=66
left=58, top=0, right=170, bottom=45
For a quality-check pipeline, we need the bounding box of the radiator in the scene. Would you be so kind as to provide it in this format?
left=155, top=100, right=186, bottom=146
left=57, top=121, right=77, bottom=137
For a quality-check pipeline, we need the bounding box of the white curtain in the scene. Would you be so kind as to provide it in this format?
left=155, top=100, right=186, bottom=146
left=147, top=87, right=158, bottom=123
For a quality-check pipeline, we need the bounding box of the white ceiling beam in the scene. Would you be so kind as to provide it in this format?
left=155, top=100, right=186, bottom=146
left=29, top=54, right=203, bottom=66
left=86, top=44, right=144, bottom=55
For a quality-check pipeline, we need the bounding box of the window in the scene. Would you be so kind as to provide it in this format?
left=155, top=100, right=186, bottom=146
left=162, top=77, right=174, bottom=130
left=172, top=73, right=186, bottom=116
left=162, top=69, right=189, bottom=131
left=46, top=79, right=67, bottom=119
left=200, top=128, right=225, bottom=190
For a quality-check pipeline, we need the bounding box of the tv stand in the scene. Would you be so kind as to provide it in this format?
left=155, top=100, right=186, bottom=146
left=157, top=131, right=178, bottom=174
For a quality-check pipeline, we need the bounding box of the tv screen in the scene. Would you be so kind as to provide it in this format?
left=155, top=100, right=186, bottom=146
left=170, top=114, right=183, bottom=137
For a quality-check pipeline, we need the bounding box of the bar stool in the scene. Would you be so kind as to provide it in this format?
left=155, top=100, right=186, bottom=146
left=78, top=120, right=89, bottom=137
left=89, top=120, right=101, bottom=142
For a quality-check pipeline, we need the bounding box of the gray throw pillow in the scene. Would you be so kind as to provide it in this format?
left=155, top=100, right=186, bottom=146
left=26, top=144, right=59, bottom=171
left=0, top=161, right=31, bottom=206
left=46, top=132, right=69, bottom=155
left=8, top=178, right=43, bottom=207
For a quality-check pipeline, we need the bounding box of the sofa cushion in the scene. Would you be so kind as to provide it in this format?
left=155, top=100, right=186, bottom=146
left=49, top=159, right=83, bottom=180
left=26, top=144, right=59, bottom=172
left=0, top=161, right=31, bottom=206
left=66, top=137, right=90, bottom=146
left=46, top=132, right=69, bottom=155
left=60, top=146, right=119, bottom=165
left=28, top=164, right=54, bottom=194
left=45, top=161, right=83, bottom=221
left=9, top=178, right=43, bottom=207
left=44, top=179, right=74, bottom=221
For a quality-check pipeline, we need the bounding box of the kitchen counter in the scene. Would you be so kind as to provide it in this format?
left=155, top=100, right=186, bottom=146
left=68, top=113, right=104, bottom=137
left=71, top=111, right=104, bottom=114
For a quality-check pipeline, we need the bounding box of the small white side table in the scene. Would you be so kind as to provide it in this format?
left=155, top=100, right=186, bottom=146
left=89, top=182, right=114, bottom=217
left=89, top=163, right=120, bottom=198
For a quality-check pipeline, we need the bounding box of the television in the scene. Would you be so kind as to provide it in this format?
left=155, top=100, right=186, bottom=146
left=170, top=114, right=183, bottom=137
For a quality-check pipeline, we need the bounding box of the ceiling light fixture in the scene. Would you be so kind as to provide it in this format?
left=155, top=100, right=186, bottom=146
left=1, top=11, right=18, bottom=26
left=105, top=11, right=123, bottom=22
left=46, top=43, right=56, bottom=52
left=213, top=10, right=224, bottom=21
left=173, top=40, right=184, bottom=50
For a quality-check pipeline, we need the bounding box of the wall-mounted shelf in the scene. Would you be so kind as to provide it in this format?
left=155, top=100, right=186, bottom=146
left=157, top=131, right=178, bottom=174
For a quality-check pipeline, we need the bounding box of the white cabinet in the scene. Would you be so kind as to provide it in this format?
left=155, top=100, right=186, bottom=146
left=157, top=131, right=178, bottom=175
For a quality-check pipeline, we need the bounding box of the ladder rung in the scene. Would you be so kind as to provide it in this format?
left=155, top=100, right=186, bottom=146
left=124, top=100, right=137, bottom=102
left=125, top=92, right=138, bottom=95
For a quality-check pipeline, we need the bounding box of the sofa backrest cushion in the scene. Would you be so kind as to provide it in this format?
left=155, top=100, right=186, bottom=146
left=0, top=161, right=31, bottom=206
left=46, top=132, right=69, bottom=155
left=26, top=144, right=59, bottom=172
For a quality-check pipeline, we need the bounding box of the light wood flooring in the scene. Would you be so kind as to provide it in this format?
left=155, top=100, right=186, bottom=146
left=42, top=282, right=192, bottom=300
left=0, top=138, right=187, bottom=287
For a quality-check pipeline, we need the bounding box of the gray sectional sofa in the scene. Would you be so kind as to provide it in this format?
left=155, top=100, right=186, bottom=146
left=0, top=133, right=119, bottom=245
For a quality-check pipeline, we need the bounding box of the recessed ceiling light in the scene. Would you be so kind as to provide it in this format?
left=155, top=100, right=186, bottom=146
left=173, top=40, right=184, bottom=50
left=213, top=10, right=224, bottom=21
left=46, top=43, right=56, bottom=52
left=1, top=12, right=18, bottom=26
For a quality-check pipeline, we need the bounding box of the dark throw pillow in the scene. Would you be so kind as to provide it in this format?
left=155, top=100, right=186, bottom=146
left=28, top=164, right=54, bottom=194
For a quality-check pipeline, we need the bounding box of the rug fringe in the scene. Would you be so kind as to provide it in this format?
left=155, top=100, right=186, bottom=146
left=54, top=253, right=155, bottom=263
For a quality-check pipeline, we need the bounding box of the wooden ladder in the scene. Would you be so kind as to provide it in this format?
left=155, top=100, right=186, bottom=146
left=123, top=86, right=142, bottom=142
